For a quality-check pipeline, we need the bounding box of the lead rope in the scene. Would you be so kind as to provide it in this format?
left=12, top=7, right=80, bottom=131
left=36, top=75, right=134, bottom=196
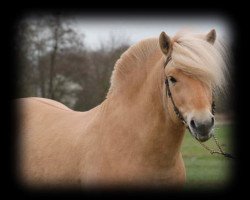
left=198, top=135, right=235, bottom=159
left=164, top=57, right=235, bottom=159
left=197, top=98, right=235, bottom=159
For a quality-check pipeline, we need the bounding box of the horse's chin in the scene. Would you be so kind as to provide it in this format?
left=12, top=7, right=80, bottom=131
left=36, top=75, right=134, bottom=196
left=189, top=130, right=213, bottom=142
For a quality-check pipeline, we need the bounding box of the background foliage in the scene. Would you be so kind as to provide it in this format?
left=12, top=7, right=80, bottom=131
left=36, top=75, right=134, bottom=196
left=15, top=14, right=233, bottom=114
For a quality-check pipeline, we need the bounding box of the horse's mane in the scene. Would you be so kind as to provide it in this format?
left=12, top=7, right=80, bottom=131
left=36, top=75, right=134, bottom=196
left=107, top=38, right=160, bottom=95
left=108, top=30, right=228, bottom=96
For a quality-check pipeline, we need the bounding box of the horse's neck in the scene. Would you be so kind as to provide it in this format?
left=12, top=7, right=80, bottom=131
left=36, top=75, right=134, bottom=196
left=102, top=58, right=185, bottom=168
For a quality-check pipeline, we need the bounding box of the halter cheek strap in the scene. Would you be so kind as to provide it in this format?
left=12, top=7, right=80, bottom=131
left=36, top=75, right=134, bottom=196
left=165, top=77, right=188, bottom=126
left=163, top=55, right=215, bottom=122
left=163, top=55, right=189, bottom=126
left=164, top=55, right=172, bottom=67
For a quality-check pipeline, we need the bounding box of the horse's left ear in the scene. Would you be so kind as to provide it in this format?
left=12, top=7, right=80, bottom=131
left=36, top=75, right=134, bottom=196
left=159, top=31, right=172, bottom=56
left=206, top=29, right=216, bottom=44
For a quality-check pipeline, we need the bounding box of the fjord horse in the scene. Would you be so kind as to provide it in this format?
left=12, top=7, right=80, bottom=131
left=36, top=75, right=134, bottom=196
left=16, top=29, right=227, bottom=188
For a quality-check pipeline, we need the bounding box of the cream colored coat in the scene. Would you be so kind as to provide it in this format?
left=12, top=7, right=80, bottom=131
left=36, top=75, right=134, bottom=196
left=17, top=30, right=226, bottom=188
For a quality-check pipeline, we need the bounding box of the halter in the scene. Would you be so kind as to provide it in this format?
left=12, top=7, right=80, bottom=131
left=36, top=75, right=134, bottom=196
left=163, top=55, right=234, bottom=159
left=164, top=73, right=215, bottom=127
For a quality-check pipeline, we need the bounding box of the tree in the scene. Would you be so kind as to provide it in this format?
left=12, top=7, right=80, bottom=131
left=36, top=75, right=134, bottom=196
left=17, top=14, right=86, bottom=106
left=73, top=35, right=129, bottom=111
left=17, top=19, right=130, bottom=110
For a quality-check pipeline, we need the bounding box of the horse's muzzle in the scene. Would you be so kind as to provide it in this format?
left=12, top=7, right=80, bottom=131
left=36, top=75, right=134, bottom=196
left=188, top=117, right=215, bottom=142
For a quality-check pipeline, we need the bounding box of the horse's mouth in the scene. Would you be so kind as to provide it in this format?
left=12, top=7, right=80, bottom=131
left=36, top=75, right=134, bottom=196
left=195, top=134, right=212, bottom=142
left=189, top=130, right=213, bottom=142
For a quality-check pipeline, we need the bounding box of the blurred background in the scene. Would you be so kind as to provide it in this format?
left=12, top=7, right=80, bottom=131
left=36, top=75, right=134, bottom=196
left=15, top=13, right=233, bottom=115
left=15, top=13, right=235, bottom=188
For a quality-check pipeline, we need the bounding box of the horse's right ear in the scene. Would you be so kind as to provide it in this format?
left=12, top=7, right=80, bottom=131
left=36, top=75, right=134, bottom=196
left=159, top=32, right=172, bottom=56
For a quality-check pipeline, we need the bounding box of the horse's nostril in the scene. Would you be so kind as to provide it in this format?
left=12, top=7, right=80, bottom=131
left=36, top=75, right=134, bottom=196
left=189, top=117, right=214, bottom=135
left=190, top=119, right=196, bottom=129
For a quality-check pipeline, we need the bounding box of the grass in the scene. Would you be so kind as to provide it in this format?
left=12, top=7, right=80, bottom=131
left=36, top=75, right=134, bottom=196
left=181, top=123, right=235, bottom=190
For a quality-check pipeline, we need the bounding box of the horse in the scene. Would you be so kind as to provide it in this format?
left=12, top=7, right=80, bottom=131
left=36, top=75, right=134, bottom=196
left=16, top=29, right=228, bottom=189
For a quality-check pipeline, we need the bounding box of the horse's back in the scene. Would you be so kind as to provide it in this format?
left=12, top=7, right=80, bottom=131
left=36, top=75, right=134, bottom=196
left=16, top=97, right=76, bottom=136
left=17, top=97, right=72, bottom=111
left=15, top=97, right=96, bottom=187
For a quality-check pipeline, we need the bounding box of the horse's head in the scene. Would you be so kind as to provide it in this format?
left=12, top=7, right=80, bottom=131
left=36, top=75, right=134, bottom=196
left=159, top=29, right=224, bottom=142
left=165, top=67, right=214, bottom=142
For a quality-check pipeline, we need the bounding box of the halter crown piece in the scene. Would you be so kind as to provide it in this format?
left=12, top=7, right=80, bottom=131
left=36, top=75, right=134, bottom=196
left=163, top=55, right=235, bottom=159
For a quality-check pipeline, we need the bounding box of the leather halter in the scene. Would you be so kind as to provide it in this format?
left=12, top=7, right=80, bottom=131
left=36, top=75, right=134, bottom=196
left=163, top=55, right=235, bottom=159
left=163, top=56, right=215, bottom=126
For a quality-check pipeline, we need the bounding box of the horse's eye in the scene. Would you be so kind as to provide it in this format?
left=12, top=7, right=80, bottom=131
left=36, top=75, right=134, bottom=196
left=169, top=76, right=177, bottom=84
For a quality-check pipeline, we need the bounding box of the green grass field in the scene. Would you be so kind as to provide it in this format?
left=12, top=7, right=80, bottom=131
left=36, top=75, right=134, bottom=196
left=181, top=124, right=235, bottom=189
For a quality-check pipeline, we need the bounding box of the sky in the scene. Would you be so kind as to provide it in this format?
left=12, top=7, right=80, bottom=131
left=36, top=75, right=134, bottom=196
left=69, top=15, right=233, bottom=50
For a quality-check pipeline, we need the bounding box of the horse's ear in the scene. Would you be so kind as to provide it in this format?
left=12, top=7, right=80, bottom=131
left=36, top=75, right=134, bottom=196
left=206, top=29, right=216, bottom=44
left=159, top=31, right=172, bottom=55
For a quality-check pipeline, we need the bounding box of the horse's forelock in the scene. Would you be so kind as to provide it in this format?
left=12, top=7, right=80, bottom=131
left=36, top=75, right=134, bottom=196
left=169, top=31, right=229, bottom=93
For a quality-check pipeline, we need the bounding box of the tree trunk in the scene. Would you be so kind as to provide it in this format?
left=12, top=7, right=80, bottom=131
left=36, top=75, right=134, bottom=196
left=39, top=58, right=46, bottom=97
left=48, top=18, right=59, bottom=99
